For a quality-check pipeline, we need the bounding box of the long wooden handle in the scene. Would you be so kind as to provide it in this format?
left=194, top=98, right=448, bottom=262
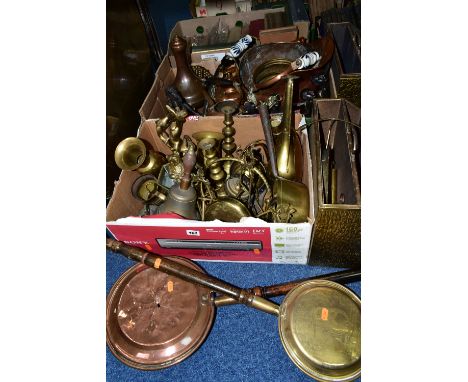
left=106, top=238, right=280, bottom=316
left=213, top=269, right=361, bottom=307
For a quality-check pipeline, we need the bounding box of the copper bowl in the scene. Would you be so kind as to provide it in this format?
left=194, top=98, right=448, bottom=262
left=106, top=258, right=215, bottom=370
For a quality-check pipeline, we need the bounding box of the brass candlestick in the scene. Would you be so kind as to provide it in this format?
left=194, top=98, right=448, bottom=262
left=216, top=100, right=238, bottom=175
left=199, top=138, right=227, bottom=197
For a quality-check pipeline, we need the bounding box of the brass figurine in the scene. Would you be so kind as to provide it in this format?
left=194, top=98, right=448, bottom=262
left=155, top=105, right=189, bottom=154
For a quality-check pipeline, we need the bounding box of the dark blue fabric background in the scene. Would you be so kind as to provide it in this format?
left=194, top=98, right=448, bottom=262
left=107, top=251, right=361, bottom=382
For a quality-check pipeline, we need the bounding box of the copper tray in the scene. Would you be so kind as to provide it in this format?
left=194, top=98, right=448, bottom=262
left=106, top=257, right=215, bottom=370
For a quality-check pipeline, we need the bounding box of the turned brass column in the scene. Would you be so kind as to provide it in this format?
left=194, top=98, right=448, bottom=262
left=199, top=138, right=227, bottom=197
left=216, top=100, right=238, bottom=175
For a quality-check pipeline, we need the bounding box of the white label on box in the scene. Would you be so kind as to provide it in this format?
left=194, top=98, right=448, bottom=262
left=200, top=52, right=226, bottom=62
left=186, top=230, right=200, bottom=236
left=270, top=223, right=312, bottom=264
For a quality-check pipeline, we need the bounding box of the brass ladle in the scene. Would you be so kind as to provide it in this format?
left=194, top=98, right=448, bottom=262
left=106, top=239, right=361, bottom=381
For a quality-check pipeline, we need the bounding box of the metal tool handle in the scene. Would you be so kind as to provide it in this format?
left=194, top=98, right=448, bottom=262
left=106, top=238, right=280, bottom=316
left=292, top=51, right=321, bottom=70
left=213, top=269, right=361, bottom=307
left=180, top=145, right=196, bottom=190
left=258, top=102, right=279, bottom=178
left=227, top=34, right=253, bottom=58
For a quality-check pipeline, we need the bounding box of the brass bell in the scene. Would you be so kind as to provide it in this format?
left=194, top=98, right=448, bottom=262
left=156, top=145, right=199, bottom=220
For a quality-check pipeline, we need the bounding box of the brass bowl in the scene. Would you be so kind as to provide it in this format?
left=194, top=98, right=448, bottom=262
left=106, top=259, right=215, bottom=370
left=192, top=131, right=224, bottom=143
left=253, top=58, right=293, bottom=87
left=204, top=197, right=251, bottom=222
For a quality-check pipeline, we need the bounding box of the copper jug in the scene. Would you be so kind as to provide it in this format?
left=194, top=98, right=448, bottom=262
left=170, top=35, right=209, bottom=110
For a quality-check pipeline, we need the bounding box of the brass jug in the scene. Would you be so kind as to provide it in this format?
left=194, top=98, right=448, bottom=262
left=272, top=76, right=303, bottom=182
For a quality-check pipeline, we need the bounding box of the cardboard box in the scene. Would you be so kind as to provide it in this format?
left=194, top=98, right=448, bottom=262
left=138, top=55, right=223, bottom=125
left=106, top=114, right=315, bottom=264
left=259, top=25, right=298, bottom=43
left=285, top=0, right=310, bottom=41
left=196, top=0, right=238, bottom=17
left=169, top=7, right=285, bottom=51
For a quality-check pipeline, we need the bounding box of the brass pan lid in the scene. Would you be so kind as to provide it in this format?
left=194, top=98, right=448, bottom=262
left=106, top=257, right=215, bottom=370
left=278, top=280, right=361, bottom=382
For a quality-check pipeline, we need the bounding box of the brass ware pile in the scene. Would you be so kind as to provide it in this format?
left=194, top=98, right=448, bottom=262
left=165, top=34, right=333, bottom=116
left=114, top=76, right=309, bottom=223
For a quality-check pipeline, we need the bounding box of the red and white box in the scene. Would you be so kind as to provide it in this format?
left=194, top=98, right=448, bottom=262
left=106, top=114, right=315, bottom=264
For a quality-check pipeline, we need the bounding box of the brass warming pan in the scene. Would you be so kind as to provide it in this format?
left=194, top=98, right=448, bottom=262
left=106, top=239, right=361, bottom=381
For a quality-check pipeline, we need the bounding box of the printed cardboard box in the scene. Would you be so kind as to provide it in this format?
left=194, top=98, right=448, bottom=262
left=106, top=114, right=315, bottom=264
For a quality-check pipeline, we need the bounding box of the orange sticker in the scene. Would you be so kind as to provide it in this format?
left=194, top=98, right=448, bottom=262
left=144, top=244, right=152, bottom=251
left=253, top=248, right=260, bottom=255
left=167, top=280, right=174, bottom=292
left=321, top=307, right=329, bottom=321
left=154, top=258, right=162, bottom=269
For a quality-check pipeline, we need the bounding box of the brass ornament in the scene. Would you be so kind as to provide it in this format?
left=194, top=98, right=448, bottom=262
left=114, top=137, right=166, bottom=176
left=217, top=100, right=238, bottom=175
left=131, top=174, right=166, bottom=204
left=258, top=102, right=309, bottom=223
left=273, top=75, right=303, bottom=182
left=155, top=105, right=190, bottom=154
left=204, top=197, right=251, bottom=222
left=156, top=145, right=199, bottom=220
left=199, top=137, right=227, bottom=198
left=170, top=35, right=211, bottom=110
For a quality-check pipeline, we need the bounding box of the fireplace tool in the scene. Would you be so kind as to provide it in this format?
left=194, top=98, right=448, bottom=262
left=106, top=239, right=361, bottom=381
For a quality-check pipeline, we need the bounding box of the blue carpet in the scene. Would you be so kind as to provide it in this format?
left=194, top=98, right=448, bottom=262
left=107, top=251, right=361, bottom=382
